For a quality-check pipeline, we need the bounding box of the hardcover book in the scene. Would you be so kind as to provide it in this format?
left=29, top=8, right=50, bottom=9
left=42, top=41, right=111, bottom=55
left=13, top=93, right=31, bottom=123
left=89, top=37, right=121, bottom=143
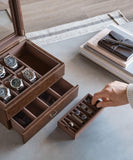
left=80, top=25, right=133, bottom=83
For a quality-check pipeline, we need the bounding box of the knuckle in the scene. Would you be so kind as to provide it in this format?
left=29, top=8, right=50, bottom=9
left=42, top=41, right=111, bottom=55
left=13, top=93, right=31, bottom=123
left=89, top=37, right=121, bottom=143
left=104, top=88, right=111, bottom=96
left=105, top=84, right=111, bottom=88
left=94, top=93, right=98, bottom=97
left=104, top=88, right=110, bottom=92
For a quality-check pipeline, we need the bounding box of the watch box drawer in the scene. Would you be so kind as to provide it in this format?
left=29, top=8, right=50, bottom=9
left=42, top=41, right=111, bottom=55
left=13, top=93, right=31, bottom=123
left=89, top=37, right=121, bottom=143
left=58, top=94, right=103, bottom=139
left=11, top=78, right=79, bottom=143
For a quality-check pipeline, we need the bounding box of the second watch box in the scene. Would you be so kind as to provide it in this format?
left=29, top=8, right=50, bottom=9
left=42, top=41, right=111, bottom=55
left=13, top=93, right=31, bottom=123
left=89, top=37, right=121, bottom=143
left=58, top=93, right=103, bottom=139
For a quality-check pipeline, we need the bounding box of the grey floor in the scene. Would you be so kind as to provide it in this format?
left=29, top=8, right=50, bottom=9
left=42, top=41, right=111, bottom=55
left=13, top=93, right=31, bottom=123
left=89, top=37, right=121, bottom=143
left=1, top=23, right=133, bottom=160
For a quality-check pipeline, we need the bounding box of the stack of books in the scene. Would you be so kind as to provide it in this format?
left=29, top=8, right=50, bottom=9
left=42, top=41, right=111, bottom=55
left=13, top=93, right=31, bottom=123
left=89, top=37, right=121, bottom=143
left=80, top=25, right=133, bottom=83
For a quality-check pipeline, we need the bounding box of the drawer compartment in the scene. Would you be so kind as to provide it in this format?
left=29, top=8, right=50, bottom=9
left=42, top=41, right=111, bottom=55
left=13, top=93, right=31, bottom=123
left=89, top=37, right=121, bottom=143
left=25, top=99, right=48, bottom=117
left=51, top=78, right=73, bottom=96
left=11, top=78, right=79, bottom=143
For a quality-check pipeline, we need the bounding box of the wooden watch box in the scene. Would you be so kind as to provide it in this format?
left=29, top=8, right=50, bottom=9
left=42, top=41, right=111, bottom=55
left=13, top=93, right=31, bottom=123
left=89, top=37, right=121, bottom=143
left=58, top=94, right=103, bottom=139
left=0, top=0, right=78, bottom=143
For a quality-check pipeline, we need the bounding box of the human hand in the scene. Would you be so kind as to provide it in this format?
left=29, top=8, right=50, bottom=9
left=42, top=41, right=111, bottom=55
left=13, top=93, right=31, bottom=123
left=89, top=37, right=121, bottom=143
left=91, top=81, right=129, bottom=108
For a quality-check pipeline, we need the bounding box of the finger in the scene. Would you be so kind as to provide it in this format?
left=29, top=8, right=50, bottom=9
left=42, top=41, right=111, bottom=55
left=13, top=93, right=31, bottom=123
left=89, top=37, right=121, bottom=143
left=96, top=101, right=113, bottom=108
left=102, top=97, right=110, bottom=102
left=91, top=91, right=108, bottom=105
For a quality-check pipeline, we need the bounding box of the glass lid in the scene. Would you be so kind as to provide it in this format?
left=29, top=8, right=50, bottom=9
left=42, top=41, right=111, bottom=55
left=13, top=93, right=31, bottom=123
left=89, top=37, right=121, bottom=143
left=0, top=0, right=14, bottom=41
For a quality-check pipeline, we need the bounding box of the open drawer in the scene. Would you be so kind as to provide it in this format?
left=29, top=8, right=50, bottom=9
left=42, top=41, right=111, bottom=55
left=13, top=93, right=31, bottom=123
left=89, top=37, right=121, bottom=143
left=58, top=94, right=103, bottom=139
left=11, top=78, right=79, bottom=143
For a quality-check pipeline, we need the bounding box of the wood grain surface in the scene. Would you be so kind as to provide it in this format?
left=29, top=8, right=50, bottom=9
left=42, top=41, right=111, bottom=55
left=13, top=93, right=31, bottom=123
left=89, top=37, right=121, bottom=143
left=20, top=0, right=133, bottom=33
left=0, top=0, right=133, bottom=36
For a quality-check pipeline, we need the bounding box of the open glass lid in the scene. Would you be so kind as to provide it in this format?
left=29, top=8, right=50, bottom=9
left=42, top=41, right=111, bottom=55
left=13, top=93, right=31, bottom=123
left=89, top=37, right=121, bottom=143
left=0, top=0, right=25, bottom=53
left=0, top=0, right=14, bottom=41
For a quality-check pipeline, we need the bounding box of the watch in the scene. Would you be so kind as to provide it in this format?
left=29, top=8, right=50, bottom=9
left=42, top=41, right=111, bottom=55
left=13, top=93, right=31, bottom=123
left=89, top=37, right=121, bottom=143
left=10, top=77, right=24, bottom=91
left=80, top=104, right=86, bottom=110
left=0, top=64, right=6, bottom=79
left=22, top=68, right=36, bottom=83
left=75, top=110, right=81, bottom=116
left=68, top=121, right=74, bottom=127
left=4, top=55, right=18, bottom=70
left=81, top=114, right=87, bottom=120
left=87, top=108, right=93, bottom=114
left=0, top=85, right=11, bottom=102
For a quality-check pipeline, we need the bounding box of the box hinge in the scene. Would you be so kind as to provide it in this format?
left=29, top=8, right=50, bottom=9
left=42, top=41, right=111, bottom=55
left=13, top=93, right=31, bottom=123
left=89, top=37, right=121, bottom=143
left=21, top=30, right=25, bottom=36
left=19, top=36, right=26, bottom=43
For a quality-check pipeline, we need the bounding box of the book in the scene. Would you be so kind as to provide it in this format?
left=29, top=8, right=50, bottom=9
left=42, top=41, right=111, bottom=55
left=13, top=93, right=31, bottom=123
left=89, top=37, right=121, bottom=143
left=80, top=44, right=133, bottom=83
left=87, top=27, right=133, bottom=67
left=80, top=25, right=133, bottom=83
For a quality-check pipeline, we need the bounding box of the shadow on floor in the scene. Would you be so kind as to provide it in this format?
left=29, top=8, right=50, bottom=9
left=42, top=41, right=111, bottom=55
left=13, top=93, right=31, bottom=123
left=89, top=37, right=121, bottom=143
left=0, top=124, right=22, bottom=153
left=44, top=127, right=73, bottom=143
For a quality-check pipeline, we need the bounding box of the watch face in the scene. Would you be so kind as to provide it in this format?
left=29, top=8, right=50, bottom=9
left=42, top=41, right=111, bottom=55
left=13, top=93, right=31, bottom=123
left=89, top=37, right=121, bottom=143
left=22, top=68, right=36, bottom=82
left=75, top=110, right=80, bottom=116
left=81, top=115, right=87, bottom=120
left=24, top=69, right=34, bottom=80
left=80, top=104, right=86, bottom=110
left=87, top=108, right=93, bottom=114
left=0, top=87, right=7, bottom=98
left=4, top=56, right=17, bottom=68
left=11, top=78, right=21, bottom=88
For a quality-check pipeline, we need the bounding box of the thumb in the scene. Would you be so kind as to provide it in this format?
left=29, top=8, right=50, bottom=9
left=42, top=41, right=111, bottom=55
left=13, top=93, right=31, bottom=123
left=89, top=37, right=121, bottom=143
left=97, top=101, right=113, bottom=108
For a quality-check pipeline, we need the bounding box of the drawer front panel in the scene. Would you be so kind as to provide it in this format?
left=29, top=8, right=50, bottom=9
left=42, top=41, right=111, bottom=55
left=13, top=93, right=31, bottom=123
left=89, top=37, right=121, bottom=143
left=11, top=79, right=78, bottom=143
left=22, top=86, right=78, bottom=143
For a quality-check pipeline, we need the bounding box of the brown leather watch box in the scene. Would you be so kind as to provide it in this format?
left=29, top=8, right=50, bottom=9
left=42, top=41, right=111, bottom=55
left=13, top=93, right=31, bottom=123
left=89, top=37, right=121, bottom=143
left=58, top=94, right=103, bottom=139
left=0, top=0, right=78, bottom=143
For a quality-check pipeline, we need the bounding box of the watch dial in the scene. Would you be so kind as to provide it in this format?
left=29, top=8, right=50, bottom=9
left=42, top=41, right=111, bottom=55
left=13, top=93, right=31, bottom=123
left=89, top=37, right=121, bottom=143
left=81, top=115, right=87, bottom=120
left=11, top=78, right=21, bottom=88
left=24, top=70, right=34, bottom=80
left=75, top=110, right=81, bottom=116
left=80, top=104, right=86, bottom=110
left=0, top=87, right=7, bottom=97
left=5, top=56, right=16, bottom=67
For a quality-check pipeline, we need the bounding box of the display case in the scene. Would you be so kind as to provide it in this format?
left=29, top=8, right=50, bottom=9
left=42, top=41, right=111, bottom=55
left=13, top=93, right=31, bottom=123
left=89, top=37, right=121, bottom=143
left=0, top=0, right=78, bottom=143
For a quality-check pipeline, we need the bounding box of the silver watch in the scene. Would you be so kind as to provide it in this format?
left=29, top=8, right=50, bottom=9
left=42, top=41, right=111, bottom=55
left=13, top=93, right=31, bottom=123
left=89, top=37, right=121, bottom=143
left=0, top=64, right=6, bottom=79
left=4, top=55, right=18, bottom=70
left=0, top=85, right=11, bottom=102
left=22, top=68, right=36, bottom=83
left=10, top=77, right=24, bottom=91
